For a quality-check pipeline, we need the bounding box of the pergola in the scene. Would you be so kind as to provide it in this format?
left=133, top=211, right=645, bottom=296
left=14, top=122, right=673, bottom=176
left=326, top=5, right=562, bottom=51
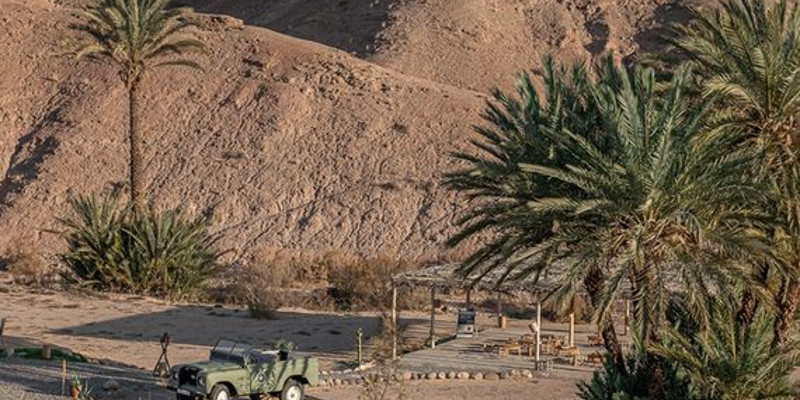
left=389, top=263, right=630, bottom=362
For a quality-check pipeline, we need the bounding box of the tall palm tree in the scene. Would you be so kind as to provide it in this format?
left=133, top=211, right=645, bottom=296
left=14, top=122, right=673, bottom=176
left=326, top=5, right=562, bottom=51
left=670, top=0, right=800, bottom=346
left=446, top=56, right=630, bottom=372
left=446, top=60, right=769, bottom=398
left=653, top=301, right=800, bottom=400
left=72, top=0, right=204, bottom=212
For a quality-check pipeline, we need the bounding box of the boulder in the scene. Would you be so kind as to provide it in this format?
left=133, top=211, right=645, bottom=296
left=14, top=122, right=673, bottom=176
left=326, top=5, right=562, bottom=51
left=401, top=371, right=413, bottom=381
left=456, top=371, right=470, bottom=380
left=470, top=372, right=483, bottom=380
left=426, top=372, right=437, bottom=380
left=446, top=371, right=456, bottom=379
left=437, top=371, right=446, bottom=379
left=522, top=370, right=534, bottom=379
left=484, top=372, right=500, bottom=381
left=499, top=371, right=511, bottom=380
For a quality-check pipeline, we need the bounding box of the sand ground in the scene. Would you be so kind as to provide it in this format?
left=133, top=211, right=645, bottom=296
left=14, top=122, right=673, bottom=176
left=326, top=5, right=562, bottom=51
left=0, top=284, right=591, bottom=399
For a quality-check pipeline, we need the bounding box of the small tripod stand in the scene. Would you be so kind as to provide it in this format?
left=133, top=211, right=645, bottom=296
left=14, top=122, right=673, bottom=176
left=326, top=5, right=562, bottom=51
left=153, top=332, right=171, bottom=378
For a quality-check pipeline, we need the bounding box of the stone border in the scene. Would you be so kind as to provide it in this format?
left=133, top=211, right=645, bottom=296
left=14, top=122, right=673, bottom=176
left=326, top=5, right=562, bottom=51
left=317, top=368, right=537, bottom=387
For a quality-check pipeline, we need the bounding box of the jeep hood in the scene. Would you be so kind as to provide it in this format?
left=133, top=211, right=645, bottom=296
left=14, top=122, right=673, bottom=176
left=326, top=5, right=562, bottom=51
left=184, top=360, right=243, bottom=373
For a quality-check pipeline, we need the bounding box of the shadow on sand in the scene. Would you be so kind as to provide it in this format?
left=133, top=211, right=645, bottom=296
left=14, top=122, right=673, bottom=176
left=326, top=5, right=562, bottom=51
left=50, top=306, right=424, bottom=355
left=179, top=0, right=395, bottom=56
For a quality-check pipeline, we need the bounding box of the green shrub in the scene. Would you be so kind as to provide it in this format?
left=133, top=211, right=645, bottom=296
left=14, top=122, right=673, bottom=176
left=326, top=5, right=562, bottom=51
left=577, top=352, right=696, bottom=400
left=58, top=193, right=222, bottom=300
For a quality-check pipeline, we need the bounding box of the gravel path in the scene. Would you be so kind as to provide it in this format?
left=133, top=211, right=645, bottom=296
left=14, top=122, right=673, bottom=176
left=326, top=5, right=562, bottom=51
left=0, top=358, right=171, bottom=400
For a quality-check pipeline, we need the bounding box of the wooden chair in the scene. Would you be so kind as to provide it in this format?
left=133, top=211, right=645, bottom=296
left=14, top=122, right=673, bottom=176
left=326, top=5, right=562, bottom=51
left=587, top=352, right=604, bottom=364
left=498, top=343, right=523, bottom=357
left=560, top=346, right=582, bottom=365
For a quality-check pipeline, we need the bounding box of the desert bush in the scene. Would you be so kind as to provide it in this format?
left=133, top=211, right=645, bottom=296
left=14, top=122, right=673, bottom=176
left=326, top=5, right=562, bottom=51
left=215, top=250, right=334, bottom=318
left=327, top=255, right=413, bottom=311
left=4, top=246, right=57, bottom=287
left=359, top=361, right=409, bottom=400
left=58, top=193, right=222, bottom=300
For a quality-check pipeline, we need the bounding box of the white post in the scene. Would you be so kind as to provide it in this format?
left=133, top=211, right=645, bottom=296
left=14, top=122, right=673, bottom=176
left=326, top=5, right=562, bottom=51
left=569, top=312, right=575, bottom=348
left=535, top=297, right=542, bottom=363
left=392, top=283, right=398, bottom=360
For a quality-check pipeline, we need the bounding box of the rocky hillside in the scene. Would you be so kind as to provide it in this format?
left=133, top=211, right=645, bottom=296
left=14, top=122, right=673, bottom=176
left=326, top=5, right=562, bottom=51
left=0, top=0, right=701, bottom=262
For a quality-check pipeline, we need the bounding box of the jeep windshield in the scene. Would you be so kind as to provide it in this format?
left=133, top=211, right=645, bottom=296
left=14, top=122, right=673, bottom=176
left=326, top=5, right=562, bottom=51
left=209, top=339, right=253, bottom=365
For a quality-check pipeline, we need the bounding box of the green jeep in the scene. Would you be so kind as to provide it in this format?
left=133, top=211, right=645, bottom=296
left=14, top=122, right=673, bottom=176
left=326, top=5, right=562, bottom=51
left=167, top=339, right=319, bottom=400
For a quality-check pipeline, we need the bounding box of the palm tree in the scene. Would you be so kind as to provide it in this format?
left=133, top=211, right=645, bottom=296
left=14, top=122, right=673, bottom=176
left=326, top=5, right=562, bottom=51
left=72, top=0, right=204, bottom=212
left=653, top=301, right=800, bottom=400
left=445, top=56, right=630, bottom=372
left=446, top=60, right=769, bottom=398
left=670, top=0, right=800, bottom=346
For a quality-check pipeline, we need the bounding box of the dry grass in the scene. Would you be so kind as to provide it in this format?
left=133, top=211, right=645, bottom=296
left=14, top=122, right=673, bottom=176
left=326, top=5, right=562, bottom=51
left=210, top=249, right=424, bottom=314
left=3, top=245, right=58, bottom=288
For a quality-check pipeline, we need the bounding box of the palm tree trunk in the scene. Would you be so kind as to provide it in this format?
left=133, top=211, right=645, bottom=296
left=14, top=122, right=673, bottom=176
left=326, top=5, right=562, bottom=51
left=584, top=267, right=626, bottom=374
left=773, top=278, right=800, bottom=347
left=128, top=79, right=146, bottom=212
left=737, top=264, right=768, bottom=329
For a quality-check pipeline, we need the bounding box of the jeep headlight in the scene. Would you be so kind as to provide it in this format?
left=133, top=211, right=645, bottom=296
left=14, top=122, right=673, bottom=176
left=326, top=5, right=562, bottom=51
left=197, top=375, right=206, bottom=387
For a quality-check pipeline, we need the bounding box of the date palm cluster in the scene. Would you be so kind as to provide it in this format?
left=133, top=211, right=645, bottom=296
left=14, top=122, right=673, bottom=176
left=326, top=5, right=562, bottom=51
left=446, top=1, right=800, bottom=399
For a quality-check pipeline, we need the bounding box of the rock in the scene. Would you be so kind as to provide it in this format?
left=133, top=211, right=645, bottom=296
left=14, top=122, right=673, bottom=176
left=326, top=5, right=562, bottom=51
left=401, top=371, right=413, bottom=381
left=437, top=371, right=446, bottom=379
left=470, top=372, right=483, bottom=380
left=446, top=371, right=456, bottom=379
left=189, top=14, right=244, bottom=31
left=522, top=370, right=534, bottom=379
left=426, top=372, right=437, bottom=380
left=349, top=378, right=361, bottom=386
left=102, top=379, right=120, bottom=391
left=332, top=379, right=342, bottom=386
left=456, top=371, right=470, bottom=379
left=500, top=371, right=510, bottom=380
left=509, top=369, right=519, bottom=377
left=484, top=372, right=500, bottom=381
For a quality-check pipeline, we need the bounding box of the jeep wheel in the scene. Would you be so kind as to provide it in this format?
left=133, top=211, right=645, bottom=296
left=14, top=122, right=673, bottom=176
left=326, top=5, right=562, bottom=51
left=209, top=384, right=231, bottom=400
left=281, top=379, right=304, bottom=400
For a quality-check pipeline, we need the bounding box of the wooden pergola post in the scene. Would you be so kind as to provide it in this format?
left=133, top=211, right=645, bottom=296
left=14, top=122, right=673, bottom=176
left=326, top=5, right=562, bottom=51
left=429, top=286, right=437, bottom=349
left=391, top=281, right=398, bottom=360
left=569, top=312, right=575, bottom=348
left=466, top=286, right=472, bottom=309
left=535, top=294, right=542, bottom=363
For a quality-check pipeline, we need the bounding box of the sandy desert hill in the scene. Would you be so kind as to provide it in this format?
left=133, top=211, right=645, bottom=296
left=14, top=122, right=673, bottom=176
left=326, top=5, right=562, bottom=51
left=0, top=0, right=702, bottom=263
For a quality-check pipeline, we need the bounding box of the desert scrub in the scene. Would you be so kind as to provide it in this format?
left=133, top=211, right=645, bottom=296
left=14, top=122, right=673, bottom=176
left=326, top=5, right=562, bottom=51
left=58, top=192, right=222, bottom=300
left=3, top=244, right=59, bottom=288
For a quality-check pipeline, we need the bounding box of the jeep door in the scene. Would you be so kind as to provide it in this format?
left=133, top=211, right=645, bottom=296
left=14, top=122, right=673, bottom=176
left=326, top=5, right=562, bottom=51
left=249, top=361, right=285, bottom=394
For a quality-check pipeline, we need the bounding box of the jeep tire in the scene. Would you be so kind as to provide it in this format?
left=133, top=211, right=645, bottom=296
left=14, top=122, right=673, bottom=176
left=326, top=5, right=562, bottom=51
left=281, top=379, right=304, bottom=400
left=209, top=384, right=231, bottom=400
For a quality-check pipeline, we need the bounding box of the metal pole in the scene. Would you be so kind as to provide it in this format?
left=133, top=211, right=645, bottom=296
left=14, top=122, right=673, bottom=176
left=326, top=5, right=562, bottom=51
left=536, top=296, right=541, bottom=363
left=391, top=283, right=398, bottom=360
left=430, top=286, right=436, bottom=349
